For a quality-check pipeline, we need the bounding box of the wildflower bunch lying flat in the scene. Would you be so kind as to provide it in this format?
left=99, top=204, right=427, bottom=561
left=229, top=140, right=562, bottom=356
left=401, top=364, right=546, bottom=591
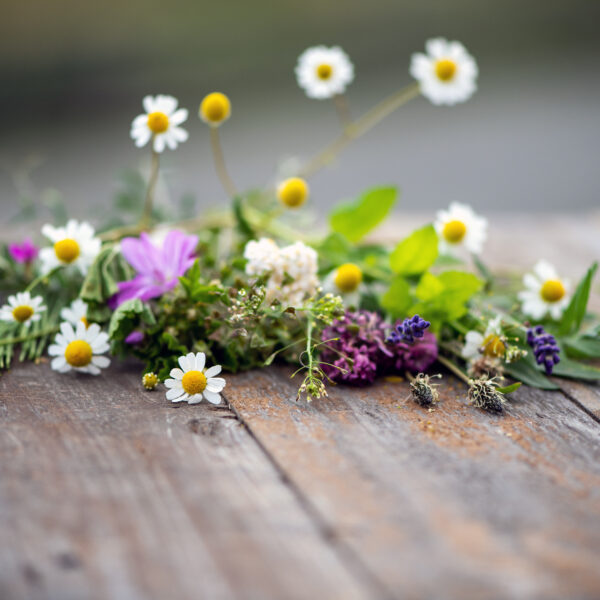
left=1, top=37, right=599, bottom=413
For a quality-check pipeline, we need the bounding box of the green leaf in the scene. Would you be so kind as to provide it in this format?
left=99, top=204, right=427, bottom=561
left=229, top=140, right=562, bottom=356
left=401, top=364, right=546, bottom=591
left=415, top=272, right=444, bottom=302
left=558, top=262, right=598, bottom=336
left=233, top=196, right=255, bottom=238
left=505, top=357, right=558, bottom=390
left=81, top=245, right=133, bottom=305
left=564, top=335, right=600, bottom=359
left=329, top=186, right=397, bottom=243
left=496, top=382, right=522, bottom=394
left=390, top=224, right=438, bottom=275
left=381, top=276, right=411, bottom=319
left=108, top=298, right=156, bottom=340
left=552, top=356, right=600, bottom=381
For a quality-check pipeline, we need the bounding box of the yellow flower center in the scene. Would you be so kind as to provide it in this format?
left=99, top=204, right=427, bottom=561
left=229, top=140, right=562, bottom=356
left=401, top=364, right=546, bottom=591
left=334, top=263, right=363, bottom=293
left=142, top=372, right=159, bottom=390
left=181, top=370, right=207, bottom=395
left=442, top=220, right=467, bottom=243
left=540, top=279, right=566, bottom=303
left=277, top=177, right=309, bottom=208
left=147, top=111, right=170, bottom=134
left=12, top=305, right=34, bottom=323
left=200, top=92, right=231, bottom=125
left=54, top=238, right=80, bottom=263
left=316, top=63, right=333, bottom=80
left=482, top=334, right=505, bottom=358
left=435, top=59, right=457, bottom=82
left=64, top=340, right=93, bottom=367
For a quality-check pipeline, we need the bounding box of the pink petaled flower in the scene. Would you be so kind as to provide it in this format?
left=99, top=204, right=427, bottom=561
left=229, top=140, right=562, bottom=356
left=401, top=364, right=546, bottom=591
left=110, top=230, right=198, bottom=308
left=387, top=330, right=438, bottom=374
left=9, top=238, right=39, bottom=264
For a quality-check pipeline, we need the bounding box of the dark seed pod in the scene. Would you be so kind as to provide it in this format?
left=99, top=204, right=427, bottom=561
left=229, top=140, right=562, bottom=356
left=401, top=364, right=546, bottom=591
left=410, top=373, right=441, bottom=407
left=468, top=378, right=505, bottom=414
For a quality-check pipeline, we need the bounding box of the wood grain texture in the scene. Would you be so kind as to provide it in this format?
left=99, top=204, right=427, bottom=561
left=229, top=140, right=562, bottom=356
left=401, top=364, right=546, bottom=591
left=226, top=368, right=600, bottom=600
left=0, top=361, right=374, bottom=600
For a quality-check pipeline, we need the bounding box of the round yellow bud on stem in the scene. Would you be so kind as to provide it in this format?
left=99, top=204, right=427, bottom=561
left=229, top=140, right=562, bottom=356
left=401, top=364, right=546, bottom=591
left=277, top=177, right=309, bottom=209
left=200, top=92, right=231, bottom=126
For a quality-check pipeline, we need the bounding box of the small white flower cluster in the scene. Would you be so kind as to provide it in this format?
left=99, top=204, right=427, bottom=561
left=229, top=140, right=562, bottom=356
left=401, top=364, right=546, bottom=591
left=244, top=238, right=319, bottom=306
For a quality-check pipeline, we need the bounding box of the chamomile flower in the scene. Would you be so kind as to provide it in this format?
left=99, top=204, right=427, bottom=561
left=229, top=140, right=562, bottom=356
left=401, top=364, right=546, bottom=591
left=462, top=316, right=505, bottom=360
left=48, top=321, right=110, bottom=375
left=39, top=220, right=101, bottom=275
left=324, top=263, right=363, bottom=308
left=518, top=260, right=571, bottom=320
left=164, top=352, right=226, bottom=405
left=410, top=38, right=478, bottom=106
left=131, top=95, right=189, bottom=153
left=199, top=92, right=231, bottom=126
left=60, top=298, right=89, bottom=328
left=0, top=291, right=46, bottom=328
left=434, top=202, right=487, bottom=256
left=295, top=46, right=354, bottom=99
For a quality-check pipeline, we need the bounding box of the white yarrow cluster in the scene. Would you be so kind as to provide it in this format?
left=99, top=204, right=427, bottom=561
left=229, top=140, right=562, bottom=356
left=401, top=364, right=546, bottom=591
left=244, top=238, right=319, bottom=306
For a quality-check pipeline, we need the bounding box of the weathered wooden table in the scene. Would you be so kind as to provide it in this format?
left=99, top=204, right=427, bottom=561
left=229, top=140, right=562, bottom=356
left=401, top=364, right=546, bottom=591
left=1, top=215, right=599, bottom=600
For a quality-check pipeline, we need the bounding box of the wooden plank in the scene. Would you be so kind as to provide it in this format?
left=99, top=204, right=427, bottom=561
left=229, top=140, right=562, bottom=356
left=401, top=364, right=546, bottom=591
left=225, top=368, right=600, bottom=599
left=0, top=361, right=376, bottom=600
left=554, top=378, right=600, bottom=422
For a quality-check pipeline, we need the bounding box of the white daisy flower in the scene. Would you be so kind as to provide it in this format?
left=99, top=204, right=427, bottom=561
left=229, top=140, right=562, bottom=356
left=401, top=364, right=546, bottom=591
left=60, top=298, right=89, bottom=328
left=434, top=202, right=487, bottom=256
left=130, top=95, right=189, bottom=153
left=48, top=321, right=110, bottom=375
left=39, top=219, right=101, bottom=275
left=295, top=46, right=354, bottom=100
left=462, top=316, right=504, bottom=360
left=518, top=260, right=571, bottom=321
left=323, top=263, right=363, bottom=308
left=0, top=291, right=46, bottom=327
left=410, top=38, right=478, bottom=106
left=164, top=352, right=226, bottom=405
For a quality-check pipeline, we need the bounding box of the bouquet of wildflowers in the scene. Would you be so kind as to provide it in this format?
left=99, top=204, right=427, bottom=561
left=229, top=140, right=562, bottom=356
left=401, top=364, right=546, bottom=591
left=1, top=39, right=598, bottom=413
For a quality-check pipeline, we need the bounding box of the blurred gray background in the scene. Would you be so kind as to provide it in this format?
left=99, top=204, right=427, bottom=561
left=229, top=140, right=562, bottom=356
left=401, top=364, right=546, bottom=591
left=1, top=0, right=599, bottom=224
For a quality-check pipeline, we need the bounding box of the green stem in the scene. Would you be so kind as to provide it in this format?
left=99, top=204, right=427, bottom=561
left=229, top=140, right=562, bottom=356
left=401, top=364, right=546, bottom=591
left=437, top=354, right=470, bottom=385
left=332, top=94, right=352, bottom=130
left=210, top=126, right=237, bottom=197
left=305, top=317, right=314, bottom=373
left=25, top=266, right=61, bottom=293
left=0, top=325, right=59, bottom=346
left=299, top=82, right=421, bottom=178
left=140, top=148, right=160, bottom=230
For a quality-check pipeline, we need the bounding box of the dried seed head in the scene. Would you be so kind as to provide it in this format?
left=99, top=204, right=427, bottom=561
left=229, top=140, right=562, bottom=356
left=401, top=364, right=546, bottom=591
left=410, top=373, right=441, bottom=407
left=468, top=377, right=505, bottom=414
left=468, top=356, right=504, bottom=379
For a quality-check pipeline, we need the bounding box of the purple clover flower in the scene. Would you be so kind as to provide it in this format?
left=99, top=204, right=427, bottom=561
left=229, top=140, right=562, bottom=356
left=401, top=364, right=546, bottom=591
left=110, top=230, right=198, bottom=308
left=320, top=311, right=392, bottom=385
left=9, top=238, right=39, bottom=264
left=387, top=331, right=438, bottom=374
left=526, top=325, right=560, bottom=375
left=388, top=314, right=430, bottom=344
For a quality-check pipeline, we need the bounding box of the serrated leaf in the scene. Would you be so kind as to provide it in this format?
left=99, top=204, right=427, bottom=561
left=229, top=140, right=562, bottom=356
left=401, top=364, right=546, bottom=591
left=81, top=245, right=133, bottom=305
left=329, top=186, right=397, bottom=243
left=390, top=224, right=438, bottom=275
left=108, top=298, right=156, bottom=340
left=558, top=262, right=598, bottom=336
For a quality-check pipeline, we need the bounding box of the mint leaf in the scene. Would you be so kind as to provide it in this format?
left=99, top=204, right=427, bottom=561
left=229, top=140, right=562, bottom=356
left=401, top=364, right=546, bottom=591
left=390, top=224, right=438, bottom=275
left=329, top=186, right=397, bottom=243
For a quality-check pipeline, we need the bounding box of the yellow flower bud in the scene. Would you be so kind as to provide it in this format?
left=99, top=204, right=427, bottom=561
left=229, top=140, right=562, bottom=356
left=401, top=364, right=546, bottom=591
left=277, top=177, right=309, bottom=209
left=199, top=92, right=231, bottom=126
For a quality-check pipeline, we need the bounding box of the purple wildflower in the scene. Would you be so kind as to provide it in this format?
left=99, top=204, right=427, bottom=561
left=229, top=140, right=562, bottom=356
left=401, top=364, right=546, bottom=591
left=527, top=325, right=560, bottom=375
left=388, top=331, right=438, bottom=374
left=110, top=230, right=198, bottom=308
left=388, top=314, right=430, bottom=344
left=125, top=330, right=145, bottom=345
left=320, top=310, right=392, bottom=385
left=9, top=238, right=39, bottom=264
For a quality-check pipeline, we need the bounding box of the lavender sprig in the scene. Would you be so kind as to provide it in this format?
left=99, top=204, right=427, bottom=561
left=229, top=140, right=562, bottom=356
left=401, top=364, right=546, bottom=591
left=388, top=314, right=430, bottom=345
left=526, top=325, right=560, bottom=375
